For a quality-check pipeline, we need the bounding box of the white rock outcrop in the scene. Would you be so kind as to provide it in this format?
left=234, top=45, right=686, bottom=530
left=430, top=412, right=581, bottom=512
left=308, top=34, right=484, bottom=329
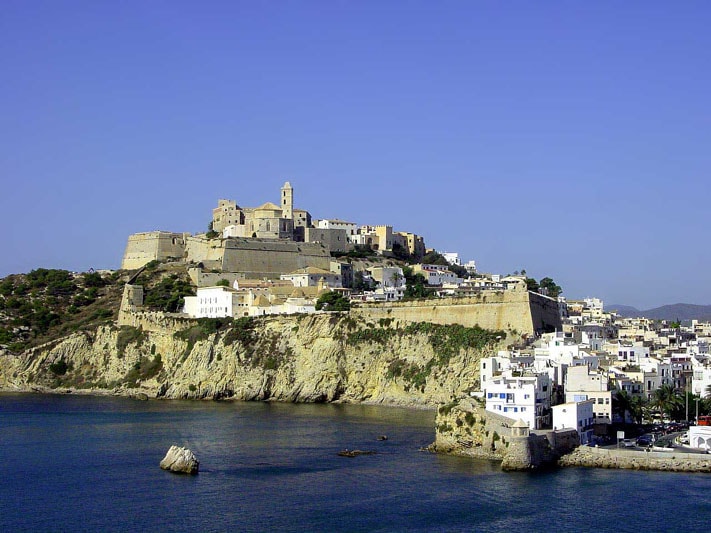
left=160, top=445, right=199, bottom=474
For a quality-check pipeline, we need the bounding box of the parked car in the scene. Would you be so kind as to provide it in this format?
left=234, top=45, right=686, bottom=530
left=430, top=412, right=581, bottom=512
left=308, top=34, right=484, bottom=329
left=622, top=439, right=636, bottom=448
left=636, top=435, right=653, bottom=447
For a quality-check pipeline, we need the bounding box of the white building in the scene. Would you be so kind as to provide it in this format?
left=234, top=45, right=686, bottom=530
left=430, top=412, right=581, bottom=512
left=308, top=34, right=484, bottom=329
left=689, top=425, right=711, bottom=451
left=441, top=252, right=461, bottom=266
left=564, top=365, right=612, bottom=424
left=280, top=267, right=342, bottom=288
left=552, top=400, right=595, bottom=444
left=316, top=219, right=358, bottom=238
left=615, top=342, right=651, bottom=364
left=692, top=364, right=711, bottom=397
left=182, top=286, right=239, bottom=318
left=485, top=373, right=552, bottom=429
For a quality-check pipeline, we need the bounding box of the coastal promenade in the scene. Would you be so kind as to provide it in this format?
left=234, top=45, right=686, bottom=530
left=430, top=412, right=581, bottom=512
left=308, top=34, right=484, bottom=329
left=559, top=445, right=711, bottom=472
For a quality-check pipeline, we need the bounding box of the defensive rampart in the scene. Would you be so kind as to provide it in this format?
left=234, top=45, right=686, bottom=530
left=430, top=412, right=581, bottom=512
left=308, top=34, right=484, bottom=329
left=121, top=232, right=332, bottom=276
left=353, top=291, right=561, bottom=336
left=121, top=232, right=189, bottom=270
left=219, top=238, right=331, bottom=277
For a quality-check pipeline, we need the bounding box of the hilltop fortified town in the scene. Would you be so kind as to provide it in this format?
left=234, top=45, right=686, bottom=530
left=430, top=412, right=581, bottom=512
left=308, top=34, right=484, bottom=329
left=121, top=182, right=561, bottom=334
left=122, top=181, right=425, bottom=274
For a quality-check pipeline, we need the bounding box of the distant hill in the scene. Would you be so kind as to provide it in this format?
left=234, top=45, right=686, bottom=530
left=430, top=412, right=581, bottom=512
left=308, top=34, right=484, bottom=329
left=606, top=304, right=640, bottom=317
left=607, top=303, right=711, bottom=321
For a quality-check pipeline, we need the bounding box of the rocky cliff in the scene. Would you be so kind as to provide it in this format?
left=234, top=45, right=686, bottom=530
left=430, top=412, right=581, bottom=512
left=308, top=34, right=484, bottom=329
left=0, top=313, right=505, bottom=407
left=431, top=398, right=579, bottom=470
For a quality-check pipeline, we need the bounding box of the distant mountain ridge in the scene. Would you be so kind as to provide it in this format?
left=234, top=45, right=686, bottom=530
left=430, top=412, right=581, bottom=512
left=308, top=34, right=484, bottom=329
left=606, top=303, right=711, bottom=321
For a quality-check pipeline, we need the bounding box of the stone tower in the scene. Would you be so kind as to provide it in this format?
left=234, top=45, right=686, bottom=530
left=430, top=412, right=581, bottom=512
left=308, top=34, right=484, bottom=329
left=281, top=181, right=293, bottom=221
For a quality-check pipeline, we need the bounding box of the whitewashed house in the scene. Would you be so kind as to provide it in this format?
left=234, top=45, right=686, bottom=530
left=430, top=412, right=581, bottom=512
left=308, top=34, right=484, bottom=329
left=280, top=267, right=342, bottom=288
left=565, top=365, right=612, bottom=425
left=485, top=373, right=552, bottom=429
left=552, top=400, right=595, bottom=444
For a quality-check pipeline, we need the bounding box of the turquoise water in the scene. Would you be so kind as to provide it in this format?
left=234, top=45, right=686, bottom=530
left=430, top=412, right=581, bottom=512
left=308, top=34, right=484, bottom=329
left=1, top=393, right=709, bottom=532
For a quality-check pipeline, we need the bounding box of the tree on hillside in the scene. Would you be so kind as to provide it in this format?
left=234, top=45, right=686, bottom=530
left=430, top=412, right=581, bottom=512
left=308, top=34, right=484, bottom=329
left=421, top=251, right=449, bottom=266
left=206, top=221, right=219, bottom=239
left=525, top=278, right=539, bottom=292
left=315, top=291, right=350, bottom=311
left=539, top=277, right=562, bottom=298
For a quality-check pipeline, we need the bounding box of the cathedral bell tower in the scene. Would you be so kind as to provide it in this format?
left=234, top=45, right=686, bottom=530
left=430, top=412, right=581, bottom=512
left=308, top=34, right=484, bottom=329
left=281, top=181, right=293, bottom=221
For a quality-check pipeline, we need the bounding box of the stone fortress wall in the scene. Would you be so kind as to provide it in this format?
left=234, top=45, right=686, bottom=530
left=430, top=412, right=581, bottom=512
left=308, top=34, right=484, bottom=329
left=121, top=232, right=332, bottom=279
left=121, top=232, right=190, bottom=270
left=220, top=238, right=331, bottom=278
left=353, top=290, right=562, bottom=336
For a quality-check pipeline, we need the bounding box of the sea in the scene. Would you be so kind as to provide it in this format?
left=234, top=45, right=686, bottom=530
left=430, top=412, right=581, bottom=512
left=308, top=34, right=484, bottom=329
left=1, top=393, right=710, bottom=533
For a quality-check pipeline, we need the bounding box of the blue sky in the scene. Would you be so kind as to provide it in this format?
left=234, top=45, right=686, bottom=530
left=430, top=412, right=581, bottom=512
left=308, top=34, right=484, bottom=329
left=1, top=1, right=709, bottom=309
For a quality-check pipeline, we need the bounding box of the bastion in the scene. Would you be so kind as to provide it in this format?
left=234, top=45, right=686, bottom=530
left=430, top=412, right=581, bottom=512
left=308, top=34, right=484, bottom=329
left=353, top=289, right=561, bottom=337
left=121, top=232, right=332, bottom=277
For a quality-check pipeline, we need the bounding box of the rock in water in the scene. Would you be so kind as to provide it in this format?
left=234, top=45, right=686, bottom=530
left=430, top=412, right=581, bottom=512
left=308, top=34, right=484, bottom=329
left=160, top=445, right=199, bottom=474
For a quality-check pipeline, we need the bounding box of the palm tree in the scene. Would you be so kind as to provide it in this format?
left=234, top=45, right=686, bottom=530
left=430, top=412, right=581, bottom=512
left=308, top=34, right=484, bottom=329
left=614, top=390, right=645, bottom=424
left=629, top=395, right=645, bottom=425
left=651, top=384, right=681, bottom=421
left=613, top=390, right=633, bottom=423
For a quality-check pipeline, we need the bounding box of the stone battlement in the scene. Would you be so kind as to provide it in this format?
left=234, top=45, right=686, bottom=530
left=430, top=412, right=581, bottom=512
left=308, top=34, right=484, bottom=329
left=353, top=291, right=561, bottom=336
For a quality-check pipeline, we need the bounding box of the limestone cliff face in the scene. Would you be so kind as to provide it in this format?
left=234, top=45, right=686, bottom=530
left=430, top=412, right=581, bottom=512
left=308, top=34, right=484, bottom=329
left=0, top=313, right=503, bottom=407
left=431, top=399, right=510, bottom=460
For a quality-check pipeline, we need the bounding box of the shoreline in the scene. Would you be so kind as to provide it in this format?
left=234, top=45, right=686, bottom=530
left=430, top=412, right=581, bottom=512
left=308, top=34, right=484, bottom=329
left=0, top=385, right=438, bottom=411
left=6, top=386, right=709, bottom=473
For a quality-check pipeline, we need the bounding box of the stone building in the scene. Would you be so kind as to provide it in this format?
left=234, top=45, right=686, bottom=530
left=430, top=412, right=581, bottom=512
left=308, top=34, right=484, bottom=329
left=213, top=182, right=301, bottom=240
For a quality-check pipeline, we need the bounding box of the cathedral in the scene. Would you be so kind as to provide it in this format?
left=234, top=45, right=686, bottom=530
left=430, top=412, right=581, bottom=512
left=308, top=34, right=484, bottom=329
left=212, top=182, right=312, bottom=241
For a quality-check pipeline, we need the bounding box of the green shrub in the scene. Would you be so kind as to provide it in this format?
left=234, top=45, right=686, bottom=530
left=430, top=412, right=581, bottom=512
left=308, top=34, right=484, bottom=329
left=315, top=291, right=350, bottom=311
left=438, top=401, right=458, bottom=416
left=116, top=326, right=146, bottom=358
left=49, top=359, right=69, bottom=375
left=123, top=355, right=163, bottom=387
left=464, top=412, right=476, bottom=426
left=222, top=317, right=255, bottom=347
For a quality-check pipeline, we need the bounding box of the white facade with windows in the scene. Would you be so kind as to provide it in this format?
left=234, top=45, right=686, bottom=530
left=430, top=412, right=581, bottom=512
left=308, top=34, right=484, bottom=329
left=280, top=267, right=342, bottom=288
left=316, top=219, right=357, bottom=236
left=485, top=373, right=552, bottom=429
left=564, top=365, right=612, bottom=424
left=692, top=365, right=711, bottom=397
left=552, top=400, right=595, bottom=444
left=182, top=286, right=238, bottom=318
